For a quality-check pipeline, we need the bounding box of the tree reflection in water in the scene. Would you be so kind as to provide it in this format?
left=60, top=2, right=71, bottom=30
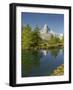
left=22, top=50, right=40, bottom=77
left=50, top=49, right=59, bottom=58
left=22, top=48, right=64, bottom=77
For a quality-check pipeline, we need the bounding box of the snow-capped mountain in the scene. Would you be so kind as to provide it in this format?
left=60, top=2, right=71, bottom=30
left=40, top=24, right=52, bottom=40
left=40, top=24, right=63, bottom=40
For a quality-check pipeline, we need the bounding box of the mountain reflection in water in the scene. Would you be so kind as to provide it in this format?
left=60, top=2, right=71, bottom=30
left=22, top=48, right=64, bottom=77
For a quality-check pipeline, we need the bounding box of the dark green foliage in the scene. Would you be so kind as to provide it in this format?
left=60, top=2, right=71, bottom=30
left=22, top=24, right=32, bottom=49
left=22, top=25, right=42, bottom=49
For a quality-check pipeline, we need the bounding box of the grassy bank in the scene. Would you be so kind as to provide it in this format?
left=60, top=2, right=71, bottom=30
left=22, top=43, right=64, bottom=50
left=51, top=64, right=64, bottom=76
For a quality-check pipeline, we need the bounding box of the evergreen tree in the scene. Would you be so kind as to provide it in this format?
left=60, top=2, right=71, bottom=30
left=22, top=24, right=32, bottom=49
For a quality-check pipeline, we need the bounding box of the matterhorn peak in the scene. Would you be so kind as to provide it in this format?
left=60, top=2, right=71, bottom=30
left=42, top=24, right=50, bottom=33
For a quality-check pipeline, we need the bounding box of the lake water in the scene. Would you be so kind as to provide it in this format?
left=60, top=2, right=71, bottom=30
left=22, top=48, right=64, bottom=77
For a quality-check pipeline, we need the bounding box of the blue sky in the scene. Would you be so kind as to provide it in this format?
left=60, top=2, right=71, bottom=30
left=21, top=12, right=64, bottom=33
